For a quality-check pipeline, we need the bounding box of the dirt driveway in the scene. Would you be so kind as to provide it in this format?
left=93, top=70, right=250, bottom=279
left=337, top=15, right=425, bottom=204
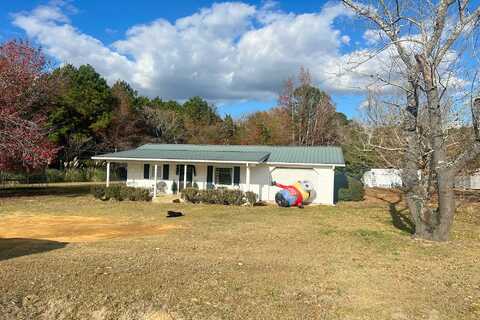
left=0, top=215, right=178, bottom=242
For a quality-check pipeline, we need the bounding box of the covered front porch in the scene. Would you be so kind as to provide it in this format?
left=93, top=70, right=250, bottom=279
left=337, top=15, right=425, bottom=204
left=104, top=160, right=256, bottom=198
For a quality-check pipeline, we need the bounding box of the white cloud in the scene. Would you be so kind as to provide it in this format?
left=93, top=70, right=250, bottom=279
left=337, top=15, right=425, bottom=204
left=12, top=1, right=380, bottom=102
left=341, top=35, right=351, bottom=45
left=363, top=29, right=382, bottom=45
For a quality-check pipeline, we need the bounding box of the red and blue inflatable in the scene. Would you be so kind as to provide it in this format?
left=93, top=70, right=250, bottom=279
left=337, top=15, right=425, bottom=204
left=272, top=180, right=313, bottom=208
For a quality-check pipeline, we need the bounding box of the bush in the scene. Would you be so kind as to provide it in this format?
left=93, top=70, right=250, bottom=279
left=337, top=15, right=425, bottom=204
left=91, top=185, right=151, bottom=201
left=200, top=189, right=218, bottom=204
left=128, top=187, right=151, bottom=201
left=0, top=172, right=26, bottom=184
left=45, top=169, right=64, bottom=183
left=338, top=188, right=352, bottom=201
left=91, top=185, right=107, bottom=200
left=245, top=191, right=258, bottom=206
left=104, top=184, right=122, bottom=201
left=64, top=169, right=87, bottom=182
left=89, top=169, right=106, bottom=182
left=338, top=176, right=365, bottom=202
left=349, top=177, right=365, bottom=201
left=221, top=189, right=245, bottom=205
left=181, top=188, right=250, bottom=206
left=181, top=187, right=201, bottom=203
left=25, top=172, right=47, bottom=184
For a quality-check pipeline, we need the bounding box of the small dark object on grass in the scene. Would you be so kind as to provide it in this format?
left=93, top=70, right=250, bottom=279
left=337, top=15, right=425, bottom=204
left=167, top=210, right=183, bottom=218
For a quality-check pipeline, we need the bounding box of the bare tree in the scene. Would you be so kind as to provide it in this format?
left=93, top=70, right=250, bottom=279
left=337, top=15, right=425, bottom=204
left=343, top=0, right=480, bottom=241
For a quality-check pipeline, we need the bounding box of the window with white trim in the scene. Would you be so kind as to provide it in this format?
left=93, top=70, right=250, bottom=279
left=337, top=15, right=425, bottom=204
left=215, top=167, right=233, bottom=185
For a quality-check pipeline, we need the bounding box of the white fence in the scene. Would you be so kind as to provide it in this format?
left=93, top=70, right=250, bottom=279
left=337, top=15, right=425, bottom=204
left=363, top=169, right=480, bottom=190
left=362, top=169, right=403, bottom=188
left=455, top=175, right=480, bottom=190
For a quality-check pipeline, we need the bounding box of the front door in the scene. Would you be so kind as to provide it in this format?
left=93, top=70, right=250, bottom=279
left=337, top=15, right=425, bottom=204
left=178, top=165, right=195, bottom=190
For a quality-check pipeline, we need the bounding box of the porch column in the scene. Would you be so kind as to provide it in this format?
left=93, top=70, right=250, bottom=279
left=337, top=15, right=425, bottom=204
left=106, top=162, right=110, bottom=187
left=267, top=166, right=276, bottom=201
left=184, top=164, right=187, bottom=189
left=246, top=163, right=251, bottom=192
left=153, top=164, right=158, bottom=198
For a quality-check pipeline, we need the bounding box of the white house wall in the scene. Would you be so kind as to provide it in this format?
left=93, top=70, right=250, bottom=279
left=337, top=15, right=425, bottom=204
left=125, top=161, right=335, bottom=205
left=268, top=166, right=334, bottom=204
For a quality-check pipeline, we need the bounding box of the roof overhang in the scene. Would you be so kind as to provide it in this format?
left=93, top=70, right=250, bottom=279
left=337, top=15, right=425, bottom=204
left=92, top=156, right=345, bottom=167
left=265, top=161, right=346, bottom=167
left=91, top=156, right=261, bottom=165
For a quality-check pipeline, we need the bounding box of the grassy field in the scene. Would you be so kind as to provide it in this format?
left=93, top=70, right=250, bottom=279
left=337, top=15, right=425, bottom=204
left=0, top=187, right=479, bottom=319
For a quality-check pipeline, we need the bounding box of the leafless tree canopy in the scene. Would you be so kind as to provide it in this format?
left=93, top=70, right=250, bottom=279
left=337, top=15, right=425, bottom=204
left=343, top=0, right=480, bottom=241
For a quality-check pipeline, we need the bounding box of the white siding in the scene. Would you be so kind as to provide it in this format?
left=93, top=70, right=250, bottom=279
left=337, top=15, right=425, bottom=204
left=125, top=161, right=336, bottom=205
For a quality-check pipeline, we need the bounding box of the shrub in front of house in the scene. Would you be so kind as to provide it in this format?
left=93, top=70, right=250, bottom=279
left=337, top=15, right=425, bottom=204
left=200, top=189, right=219, bottom=204
left=181, top=187, right=201, bottom=203
left=181, top=188, right=248, bottom=206
left=91, top=185, right=106, bottom=200
left=128, top=188, right=152, bottom=201
left=91, top=185, right=151, bottom=201
left=338, top=176, right=365, bottom=202
left=221, top=189, right=245, bottom=205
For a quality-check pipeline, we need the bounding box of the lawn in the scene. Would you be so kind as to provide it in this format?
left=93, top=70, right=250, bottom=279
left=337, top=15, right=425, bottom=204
left=0, top=187, right=479, bottom=319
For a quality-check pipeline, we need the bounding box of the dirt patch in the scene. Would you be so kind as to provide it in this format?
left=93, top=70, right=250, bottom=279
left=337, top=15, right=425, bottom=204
left=0, top=215, right=179, bottom=242
left=364, top=188, right=403, bottom=203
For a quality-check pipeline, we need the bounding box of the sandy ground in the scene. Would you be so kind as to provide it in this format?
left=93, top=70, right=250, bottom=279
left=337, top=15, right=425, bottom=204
left=0, top=215, right=178, bottom=242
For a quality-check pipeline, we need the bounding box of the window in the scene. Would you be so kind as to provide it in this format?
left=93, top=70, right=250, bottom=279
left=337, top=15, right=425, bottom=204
left=215, top=167, right=233, bottom=185
left=162, top=164, right=169, bottom=180
left=207, top=165, right=214, bottom=189
left=233, top=166, right=240, bottom=185
left=143, top=164, right=150, bottom=179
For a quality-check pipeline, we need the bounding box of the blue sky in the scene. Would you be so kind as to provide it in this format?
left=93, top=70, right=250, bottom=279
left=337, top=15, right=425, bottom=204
left=0, top=0, right=371, bottom=119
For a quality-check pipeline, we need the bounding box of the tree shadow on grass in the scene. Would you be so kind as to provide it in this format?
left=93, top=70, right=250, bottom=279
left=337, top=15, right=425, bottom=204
left=373, top=192, right=415, bottom=235
left=0, top=238, right=67, bottom=261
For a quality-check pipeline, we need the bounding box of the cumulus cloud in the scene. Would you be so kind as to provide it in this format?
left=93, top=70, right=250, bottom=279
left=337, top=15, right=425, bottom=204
left=12, top=1, right=381, bottom=102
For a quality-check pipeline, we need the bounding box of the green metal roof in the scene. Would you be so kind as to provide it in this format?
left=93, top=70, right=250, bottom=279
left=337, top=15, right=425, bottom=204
left=93, top=148, right=270, bottom=162
left=93, top=144, right=345, bottom=166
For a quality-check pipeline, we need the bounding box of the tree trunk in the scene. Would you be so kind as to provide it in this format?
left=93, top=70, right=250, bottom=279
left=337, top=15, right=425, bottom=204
left=414, top=54, right=455, bottom=241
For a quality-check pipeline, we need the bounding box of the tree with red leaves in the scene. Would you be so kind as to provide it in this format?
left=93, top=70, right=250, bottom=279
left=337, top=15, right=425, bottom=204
left=0, top=40, right=57, bottom=171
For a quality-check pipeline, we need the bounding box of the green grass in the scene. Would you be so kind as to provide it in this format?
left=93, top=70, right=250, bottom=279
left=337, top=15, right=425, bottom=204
left=0, top=189, right=479, bottom=319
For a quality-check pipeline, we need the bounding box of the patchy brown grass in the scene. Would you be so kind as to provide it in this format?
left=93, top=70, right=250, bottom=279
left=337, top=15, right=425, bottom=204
left=0, top=188, right=479, bottom=319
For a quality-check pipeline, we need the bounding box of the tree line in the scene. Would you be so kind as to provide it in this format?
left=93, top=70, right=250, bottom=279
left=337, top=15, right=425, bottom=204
left=1, top=40, right=371, bottom=175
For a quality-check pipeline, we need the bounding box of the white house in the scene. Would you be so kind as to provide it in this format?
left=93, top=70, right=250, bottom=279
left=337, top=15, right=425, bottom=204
left=92, top=144, right=345, bottom=205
